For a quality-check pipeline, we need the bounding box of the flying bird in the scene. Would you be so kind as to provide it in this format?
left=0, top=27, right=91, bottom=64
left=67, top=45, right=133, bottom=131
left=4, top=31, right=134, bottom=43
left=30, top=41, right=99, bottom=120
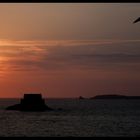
left=133, top=17, right=140, bottom=23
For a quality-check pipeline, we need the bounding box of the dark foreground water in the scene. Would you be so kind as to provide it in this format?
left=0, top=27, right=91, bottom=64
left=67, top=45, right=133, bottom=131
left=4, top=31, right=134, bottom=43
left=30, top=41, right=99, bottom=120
left=0, top=98, right=140, bottom=137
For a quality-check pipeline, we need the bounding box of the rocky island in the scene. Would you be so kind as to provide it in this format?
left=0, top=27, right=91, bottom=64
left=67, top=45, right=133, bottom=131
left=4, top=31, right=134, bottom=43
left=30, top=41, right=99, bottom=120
left=6, top=94, right=53, bottom=112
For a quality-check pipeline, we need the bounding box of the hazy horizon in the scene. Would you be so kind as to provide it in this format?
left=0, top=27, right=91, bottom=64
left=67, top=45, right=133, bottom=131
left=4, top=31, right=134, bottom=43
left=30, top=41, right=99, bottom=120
left=0, top=3, right=140, bottom=98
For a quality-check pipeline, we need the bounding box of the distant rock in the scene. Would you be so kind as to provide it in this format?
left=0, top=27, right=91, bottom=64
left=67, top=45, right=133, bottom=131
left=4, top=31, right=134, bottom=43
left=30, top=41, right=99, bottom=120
left=90, top=94, right=140, bottom=100
left=79, top=96, right=85, bottom=100
left=6, top=94, right=53, bottom=112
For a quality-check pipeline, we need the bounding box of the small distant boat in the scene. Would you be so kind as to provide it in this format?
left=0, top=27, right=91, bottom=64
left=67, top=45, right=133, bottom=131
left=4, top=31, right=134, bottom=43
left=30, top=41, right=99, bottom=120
left=6, top=93, right=53, bottom=112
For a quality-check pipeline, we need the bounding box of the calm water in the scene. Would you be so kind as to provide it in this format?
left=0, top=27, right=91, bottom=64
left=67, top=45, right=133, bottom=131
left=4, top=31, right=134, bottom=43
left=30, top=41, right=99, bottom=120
left=0, top=98, right=140, bottom=137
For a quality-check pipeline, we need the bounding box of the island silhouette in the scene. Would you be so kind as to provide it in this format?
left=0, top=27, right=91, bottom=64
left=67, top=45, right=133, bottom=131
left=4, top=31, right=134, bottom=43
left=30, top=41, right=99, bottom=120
left=90, top=94, right=140, bottom=99
left=77, top=94, right=140, bottom=100
left=6, top=94, right=53, bottom=112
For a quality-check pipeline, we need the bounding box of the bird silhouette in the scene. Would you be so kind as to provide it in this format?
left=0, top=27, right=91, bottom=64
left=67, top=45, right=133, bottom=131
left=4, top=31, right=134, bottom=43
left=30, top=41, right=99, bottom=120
left=133, top=17, right=140, bottom=24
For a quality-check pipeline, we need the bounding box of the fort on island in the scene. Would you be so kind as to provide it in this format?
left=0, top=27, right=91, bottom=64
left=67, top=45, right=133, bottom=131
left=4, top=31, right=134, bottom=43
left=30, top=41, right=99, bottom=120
left=6, top=93, right=53, bottom=112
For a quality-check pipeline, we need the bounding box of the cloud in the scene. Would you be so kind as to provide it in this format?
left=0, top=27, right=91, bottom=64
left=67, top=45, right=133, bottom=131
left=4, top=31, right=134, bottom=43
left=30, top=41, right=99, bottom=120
left=0, top=39, right=140, bottom=73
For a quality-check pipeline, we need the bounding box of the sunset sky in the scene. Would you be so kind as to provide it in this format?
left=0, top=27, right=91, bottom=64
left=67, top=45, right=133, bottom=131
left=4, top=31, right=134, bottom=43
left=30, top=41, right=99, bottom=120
left=0, top=3, right=140, bottom=98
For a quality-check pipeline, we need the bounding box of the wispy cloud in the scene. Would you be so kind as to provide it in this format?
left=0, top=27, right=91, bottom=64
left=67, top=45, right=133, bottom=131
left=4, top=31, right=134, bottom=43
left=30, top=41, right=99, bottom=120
left=0, top=39, right=140, bottom=73
left=0, top=39, right=140, bottom=47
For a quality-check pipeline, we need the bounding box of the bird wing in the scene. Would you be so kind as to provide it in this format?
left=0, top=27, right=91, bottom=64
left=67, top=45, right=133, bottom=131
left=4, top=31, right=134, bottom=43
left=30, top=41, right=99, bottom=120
left=133, top=17, right=140, bottom=23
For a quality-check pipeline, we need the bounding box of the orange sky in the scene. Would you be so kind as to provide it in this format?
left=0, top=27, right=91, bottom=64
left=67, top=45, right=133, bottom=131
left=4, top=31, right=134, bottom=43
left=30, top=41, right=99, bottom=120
left=0, top=39, right=140, bottom=98
left=0, top=3, right=140, bottom=98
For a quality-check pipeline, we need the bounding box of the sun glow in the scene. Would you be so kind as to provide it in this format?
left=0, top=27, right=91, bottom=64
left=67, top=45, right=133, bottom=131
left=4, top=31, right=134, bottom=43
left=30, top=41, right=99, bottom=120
left=0, top=56, right=7, bottom=61
left=0, top=40, right=12, bottom=46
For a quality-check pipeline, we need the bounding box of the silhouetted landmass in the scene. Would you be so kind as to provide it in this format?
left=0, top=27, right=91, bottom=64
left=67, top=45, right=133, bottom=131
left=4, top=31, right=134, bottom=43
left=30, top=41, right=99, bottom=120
left=6, top=94, right=53, bottom=112
left=90, top=94, right=140, bottom=99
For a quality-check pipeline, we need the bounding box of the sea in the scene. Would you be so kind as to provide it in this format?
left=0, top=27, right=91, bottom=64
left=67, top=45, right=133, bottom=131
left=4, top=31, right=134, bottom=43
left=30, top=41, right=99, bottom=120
left=0, top=98, right=140, bottom=137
